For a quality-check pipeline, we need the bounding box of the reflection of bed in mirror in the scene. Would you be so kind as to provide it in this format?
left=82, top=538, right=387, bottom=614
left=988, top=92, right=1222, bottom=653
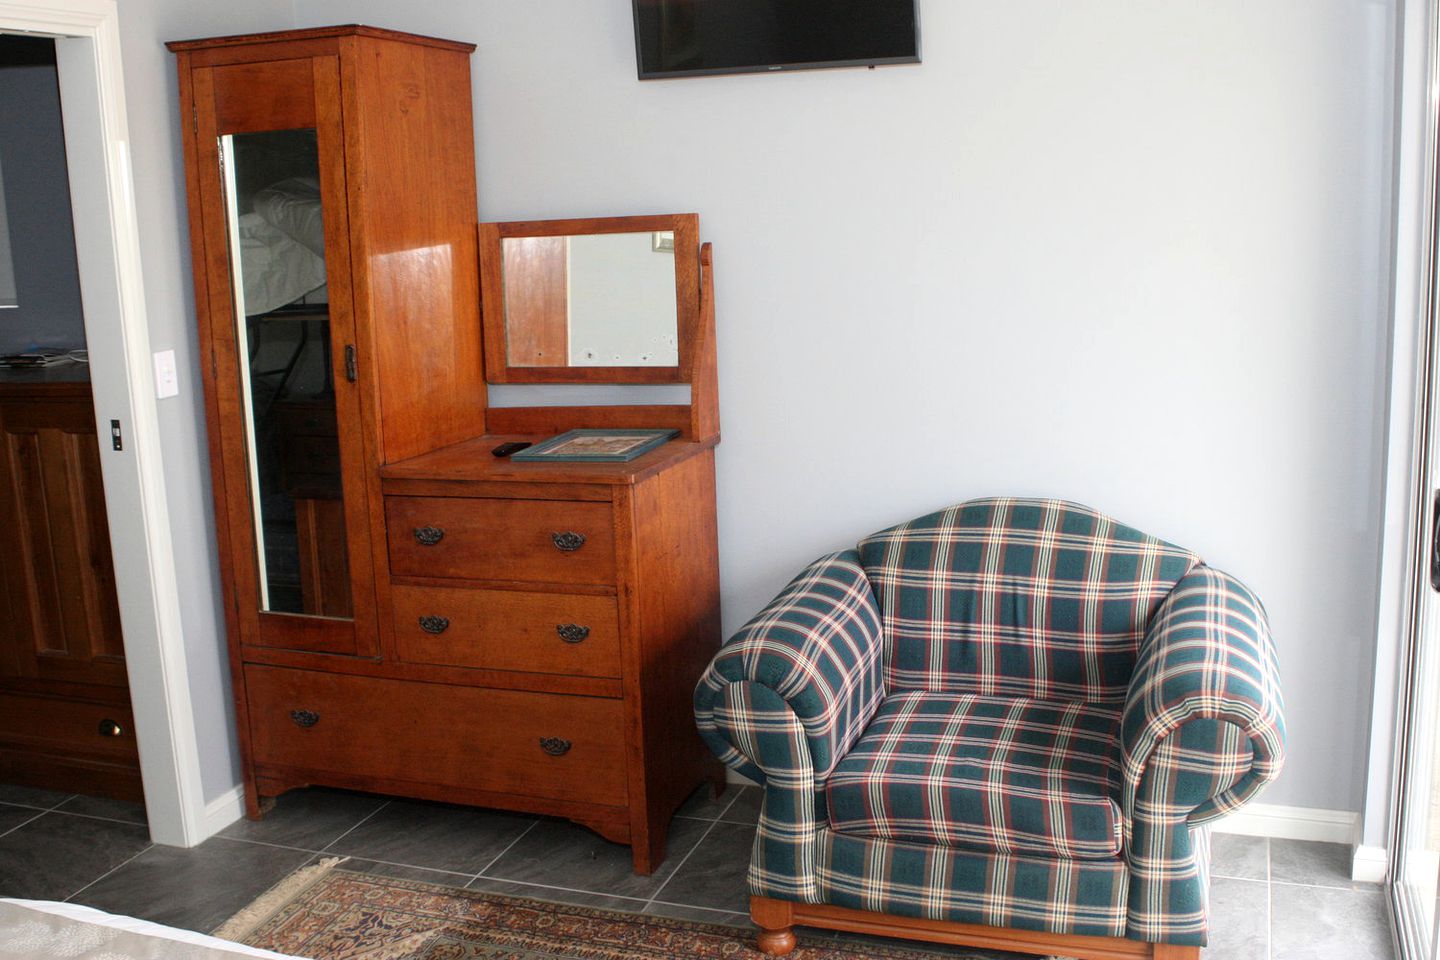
left=226, top=131, right=349, bottom=618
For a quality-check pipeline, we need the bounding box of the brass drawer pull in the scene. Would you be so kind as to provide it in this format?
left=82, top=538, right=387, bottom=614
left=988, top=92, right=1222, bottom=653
left=551, top=531, right=586, bottom=552
left=556, top=624, right=590, bottom=644
left=419, top=615, right=450, bottom=635
left=414, top=526, right=445, bottom=546
left=97, top=718, right=123, bottom=737
left=290, top=710, right=320, bottom=728
left=539, top=737, right=572, bottom=756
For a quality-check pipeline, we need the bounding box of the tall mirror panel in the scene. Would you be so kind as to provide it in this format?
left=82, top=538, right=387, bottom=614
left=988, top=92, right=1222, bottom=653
left=220, top=128, right=351, bottom=618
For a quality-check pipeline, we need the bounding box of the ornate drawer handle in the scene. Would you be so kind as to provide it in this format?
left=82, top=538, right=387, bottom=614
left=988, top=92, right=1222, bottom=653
left=414, top=526, right=445, bottom=546
left=97, top=718, right=123, bottom=738
left=290, top=710, right=320, bottom=728
left=556, top=624, right=590, bottom=644
left=539, top=737, right=572, bottom=756
left=419, top=615, right=450, bottom=635
left=551, top=531, right=586, bottom=552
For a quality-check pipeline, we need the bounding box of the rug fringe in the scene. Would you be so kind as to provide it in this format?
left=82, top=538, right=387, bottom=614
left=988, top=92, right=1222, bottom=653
left=212, top=856, right=346, bottom=942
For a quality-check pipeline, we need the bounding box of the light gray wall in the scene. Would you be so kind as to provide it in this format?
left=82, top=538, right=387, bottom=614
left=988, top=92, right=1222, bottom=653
left=0, top=51, right=86, bottom=352
left=567, top=232, right=679, bottom=365
left=292, top=0, right=1395, bottom=813
left=109, top=0, right=1395, bottom=814
left=114, top=0, right=296, bottom=802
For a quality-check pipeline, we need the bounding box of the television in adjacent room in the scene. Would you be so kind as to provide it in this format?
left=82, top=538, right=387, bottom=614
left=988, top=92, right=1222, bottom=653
left=632, top=0, right=920, bottom=80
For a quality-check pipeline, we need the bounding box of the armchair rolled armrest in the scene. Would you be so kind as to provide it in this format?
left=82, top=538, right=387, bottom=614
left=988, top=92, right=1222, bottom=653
left=1120, top=565, right=1286, bottom=826
left=693, top=550, right=886, bottom=784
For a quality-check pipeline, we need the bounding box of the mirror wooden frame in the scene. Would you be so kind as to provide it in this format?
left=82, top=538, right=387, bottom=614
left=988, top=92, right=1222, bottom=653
left=479, top=213, right=699, bottom=384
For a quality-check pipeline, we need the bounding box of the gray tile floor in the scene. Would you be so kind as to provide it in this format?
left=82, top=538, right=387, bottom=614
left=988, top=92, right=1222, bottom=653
left=0, top=781, right=1400, bottom=959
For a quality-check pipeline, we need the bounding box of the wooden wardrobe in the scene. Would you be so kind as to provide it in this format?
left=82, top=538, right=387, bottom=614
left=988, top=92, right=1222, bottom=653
left=170, top=26, right=723, bottom=873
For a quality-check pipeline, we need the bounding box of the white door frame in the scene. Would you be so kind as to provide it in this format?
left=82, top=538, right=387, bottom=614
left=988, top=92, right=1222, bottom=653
left=0, top=0, right=208, bottom=846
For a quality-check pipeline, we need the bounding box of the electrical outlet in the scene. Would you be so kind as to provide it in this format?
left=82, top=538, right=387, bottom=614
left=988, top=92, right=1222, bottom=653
left=153, top=349, right=179, bottom=399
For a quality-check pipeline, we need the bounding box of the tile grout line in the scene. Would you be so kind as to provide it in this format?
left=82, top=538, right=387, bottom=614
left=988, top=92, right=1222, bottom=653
left=63, top=843, right=155, bottom=904
left=471, top=820, right=540, bottom=882
left=646, top=896, right=748, bottom=917
left=47, top=808, right=149, bottom=829
left=641, top=817, right=723, bottom=911
left=323, top=854, right=477, bottom=881
left=0, top=808, right=48, bottom=840
left=712, top=784, right=746, bottom=820
left=315, top=800, right=392, bottom=858
left=0, top=796, right=77, bottom=816
left=468, top=874, right=655, bottom=905
left=217, top=835, right=334, bottom=857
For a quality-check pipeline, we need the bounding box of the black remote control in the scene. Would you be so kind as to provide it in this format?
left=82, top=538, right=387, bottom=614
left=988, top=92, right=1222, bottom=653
left=491, top=441, right=532, bottom=458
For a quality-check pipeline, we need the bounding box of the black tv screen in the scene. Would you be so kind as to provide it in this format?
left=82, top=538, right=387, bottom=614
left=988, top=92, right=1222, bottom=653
left=633, top=0, right=920, bottom=79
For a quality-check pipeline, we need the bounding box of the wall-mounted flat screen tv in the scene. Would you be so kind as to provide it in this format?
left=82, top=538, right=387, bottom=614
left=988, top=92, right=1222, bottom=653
left=633, top=0, right=920, bottom=80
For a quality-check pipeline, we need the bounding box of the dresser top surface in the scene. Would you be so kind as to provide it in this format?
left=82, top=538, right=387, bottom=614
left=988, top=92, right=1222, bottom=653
left=0, top=363, right=91, bottom=394
left=379, top=434, right=717, bottom=487
left=166, top=24, right=476, bottom=54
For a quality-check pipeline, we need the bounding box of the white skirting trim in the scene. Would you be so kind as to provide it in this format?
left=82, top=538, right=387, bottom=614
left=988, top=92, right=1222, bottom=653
left=1210, top=803, right=1357, bottom=844
left=1350, top=844, right=1390, bottom=884
left=199, top=784, right=246, bottom=841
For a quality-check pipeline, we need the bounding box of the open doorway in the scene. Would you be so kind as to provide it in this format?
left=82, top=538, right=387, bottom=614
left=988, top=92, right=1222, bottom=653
left=0, top=0, right=221, bottom=849
left=0, top=32, right=141, bottom=807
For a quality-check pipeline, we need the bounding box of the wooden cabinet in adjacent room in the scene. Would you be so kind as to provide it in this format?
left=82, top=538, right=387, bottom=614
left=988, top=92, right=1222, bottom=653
left=171, top=26, right=724, bottom=874
left=0, top=368, right=140, bottom=800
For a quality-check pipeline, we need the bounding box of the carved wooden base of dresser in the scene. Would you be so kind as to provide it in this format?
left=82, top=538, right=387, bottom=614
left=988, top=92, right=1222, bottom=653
left=246, top=765, right=704, bottom=874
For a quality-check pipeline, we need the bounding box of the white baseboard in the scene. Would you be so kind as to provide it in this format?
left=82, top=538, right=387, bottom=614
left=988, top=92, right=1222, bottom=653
left=198, top=785, right=246, bottom=841
left=1210, top=803, right=1357, bottom=844
left=1350, top=843, right=1389, bottom=884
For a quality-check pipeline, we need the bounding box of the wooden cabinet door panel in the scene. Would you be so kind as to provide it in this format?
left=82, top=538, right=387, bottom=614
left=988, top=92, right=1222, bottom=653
left=188, top=55, right=378, bottom=657
left=0, top=393, right=125, bottom=686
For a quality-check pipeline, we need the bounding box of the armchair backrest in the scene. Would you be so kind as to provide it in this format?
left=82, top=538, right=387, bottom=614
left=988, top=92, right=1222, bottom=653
left=856, top=497, right=1199, bottom=703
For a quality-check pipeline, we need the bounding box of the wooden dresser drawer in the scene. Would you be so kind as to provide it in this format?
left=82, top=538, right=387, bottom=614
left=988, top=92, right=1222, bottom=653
left=245, top=666, right=627, bottom=806
left=386, top=496, right=615, bottom=584
left=0, top=692, right=138, bottom=761
left=392, top=585, right=621, bottom=677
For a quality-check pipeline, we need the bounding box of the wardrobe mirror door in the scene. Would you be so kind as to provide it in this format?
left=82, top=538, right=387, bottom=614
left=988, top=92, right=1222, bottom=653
left=219, top=127, right=351, bottom=619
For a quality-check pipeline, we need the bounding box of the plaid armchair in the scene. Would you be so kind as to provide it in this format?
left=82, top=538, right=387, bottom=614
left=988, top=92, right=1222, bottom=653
left=694, top=498, right=1284, bottom=960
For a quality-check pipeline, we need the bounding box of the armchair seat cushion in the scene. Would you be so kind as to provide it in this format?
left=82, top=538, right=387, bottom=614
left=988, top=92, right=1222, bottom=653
left=826, top=691, right=1125, bottom=860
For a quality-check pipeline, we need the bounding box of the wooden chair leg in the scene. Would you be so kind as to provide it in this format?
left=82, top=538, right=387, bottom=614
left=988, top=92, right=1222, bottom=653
left=1152, top=945, right=1200, bottom=959
left=751, top=896, right=797, bottom=956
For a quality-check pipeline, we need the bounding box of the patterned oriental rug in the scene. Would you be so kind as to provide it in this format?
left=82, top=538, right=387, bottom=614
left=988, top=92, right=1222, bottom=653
left=213, top=860, right=1033, bottom=959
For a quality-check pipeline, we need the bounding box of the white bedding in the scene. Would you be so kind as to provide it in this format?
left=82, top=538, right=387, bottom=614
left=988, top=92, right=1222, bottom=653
left=238, top=177, right=328, bottom=317
left=0, top=899, right=301, bottom=960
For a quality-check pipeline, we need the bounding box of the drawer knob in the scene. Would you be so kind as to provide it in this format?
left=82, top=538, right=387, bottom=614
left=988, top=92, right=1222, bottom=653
left=97, top=718, right=123, bottom=738
left=419, top=615, right=450, bottom=635
left=551, top=531, right=586, bottom=552
left=539, top=737, right=572, bottom=756
left=414, top=526, right=445, bottom=546
left=556, top=624, right=590, bottom=644
left=290, top=710, right=320, bottom=728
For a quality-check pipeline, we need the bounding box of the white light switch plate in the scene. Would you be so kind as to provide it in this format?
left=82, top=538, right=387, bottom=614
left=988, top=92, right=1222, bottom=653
left=153, top=349, right=179, bottom=399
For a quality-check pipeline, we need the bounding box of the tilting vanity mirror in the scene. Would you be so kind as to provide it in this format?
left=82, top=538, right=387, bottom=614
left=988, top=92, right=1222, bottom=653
left=480, top=214, right=699, bottom=383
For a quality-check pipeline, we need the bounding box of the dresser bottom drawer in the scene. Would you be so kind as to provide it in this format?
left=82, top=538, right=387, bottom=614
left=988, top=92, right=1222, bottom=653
left=244, top=666, right=627, bottom=807
left=0, top=692, right=138, bottom=762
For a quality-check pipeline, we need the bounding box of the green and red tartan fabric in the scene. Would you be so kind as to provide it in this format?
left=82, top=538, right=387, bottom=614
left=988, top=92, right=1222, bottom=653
left=857, top=499, right=1201, bottom=702
left=693, top=497, right=1285, bottom=947
left=825, top=691, right=1125, bottom=860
